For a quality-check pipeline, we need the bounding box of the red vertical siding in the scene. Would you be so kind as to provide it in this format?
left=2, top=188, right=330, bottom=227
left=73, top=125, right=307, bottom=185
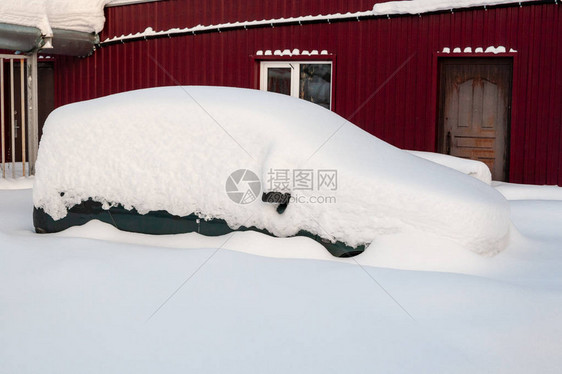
left=53, top=1, right=562, bottom=185
left=99, top=0, right=382, bottom=42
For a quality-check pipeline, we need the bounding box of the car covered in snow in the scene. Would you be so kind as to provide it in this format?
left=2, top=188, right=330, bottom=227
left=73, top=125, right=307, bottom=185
left=33, top=86, right=511, bottom=257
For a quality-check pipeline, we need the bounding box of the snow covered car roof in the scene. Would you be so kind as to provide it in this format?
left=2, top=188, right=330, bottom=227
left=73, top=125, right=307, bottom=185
left=33, top=86, right=511, bottom=256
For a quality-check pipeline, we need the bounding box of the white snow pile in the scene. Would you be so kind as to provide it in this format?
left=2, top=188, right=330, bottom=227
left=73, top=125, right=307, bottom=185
left=373, top=0, right=536, bottom=15
left=408, top=151, right=492, bottom=185
left=441, top=46, right=517, bottom=54
left=493, top=182, right=562, bottom=201
left=34, top=86, right=510, bottom=255
left=0, top=0, right=109, bottom=37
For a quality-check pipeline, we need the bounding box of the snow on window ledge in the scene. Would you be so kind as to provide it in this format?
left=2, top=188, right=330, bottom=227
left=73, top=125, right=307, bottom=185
left=255, top=49, right=330, bottom=57
left=439, top=46, right=517, bottom=54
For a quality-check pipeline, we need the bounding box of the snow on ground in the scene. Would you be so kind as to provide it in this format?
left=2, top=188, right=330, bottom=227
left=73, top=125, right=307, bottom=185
left=0, top=163, right=34, bottom=190
left=0, top=176, right=33, bottom=190
left=34, top=86, right=509, bottom=255
left=1, top=182, right=562, bottom=373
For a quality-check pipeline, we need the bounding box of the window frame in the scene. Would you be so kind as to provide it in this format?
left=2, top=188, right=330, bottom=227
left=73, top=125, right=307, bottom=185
left=260, top=62, right=298, bottom=97
left=256, top=56, right=336, bottom=111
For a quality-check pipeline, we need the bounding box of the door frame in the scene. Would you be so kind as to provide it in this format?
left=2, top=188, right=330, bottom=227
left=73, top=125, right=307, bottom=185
left=432, top=53, right=517, bottom=181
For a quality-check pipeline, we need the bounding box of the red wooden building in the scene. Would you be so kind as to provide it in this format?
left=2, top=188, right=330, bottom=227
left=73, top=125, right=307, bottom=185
left=4, top=0, right=562, bottom=184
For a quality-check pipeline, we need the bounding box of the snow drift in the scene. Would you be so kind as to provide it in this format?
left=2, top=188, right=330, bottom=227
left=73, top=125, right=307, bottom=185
left=408, top=151, right=492, bottom=185
left=33, top=86, right=510, bottom=255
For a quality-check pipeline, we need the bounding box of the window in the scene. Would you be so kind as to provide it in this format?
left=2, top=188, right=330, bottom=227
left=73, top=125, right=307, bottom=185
left=260, top=62, right=332, bottom=110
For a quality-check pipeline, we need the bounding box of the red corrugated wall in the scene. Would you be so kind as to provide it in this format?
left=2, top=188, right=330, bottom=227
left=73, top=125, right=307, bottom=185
left=52, top=1, right=562, bottom=185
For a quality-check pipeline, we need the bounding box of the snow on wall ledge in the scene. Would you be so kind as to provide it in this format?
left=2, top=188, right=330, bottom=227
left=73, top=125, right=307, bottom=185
left=101, top=0, right=537, bottom=45
left=372, top=0, right=537, bottom=15
left=33, top=86, right=511, bottom=255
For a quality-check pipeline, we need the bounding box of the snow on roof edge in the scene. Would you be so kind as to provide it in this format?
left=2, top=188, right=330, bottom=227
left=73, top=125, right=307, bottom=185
left=0, top=0, right=110, bottom=37
left=101, top=0, right=540, bottom=45
left=106, top=0, right=163, bottom=7
left=372, top=0, right=538, bottom=15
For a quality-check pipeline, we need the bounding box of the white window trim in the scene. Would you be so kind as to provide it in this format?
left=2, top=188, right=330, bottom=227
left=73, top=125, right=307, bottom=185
left=259, top=61, right=333, bottom=110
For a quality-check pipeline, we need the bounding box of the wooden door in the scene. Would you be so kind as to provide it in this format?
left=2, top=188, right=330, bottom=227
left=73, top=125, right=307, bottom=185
left=438, top=58, right=512, bottom=181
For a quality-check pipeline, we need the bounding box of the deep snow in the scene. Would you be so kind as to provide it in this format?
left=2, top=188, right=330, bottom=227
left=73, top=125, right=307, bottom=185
left=408, top=150, right=492, bottom=184
left=34, top=86, right=510, bottom=255
left=1, top=184, right=562, bottom=373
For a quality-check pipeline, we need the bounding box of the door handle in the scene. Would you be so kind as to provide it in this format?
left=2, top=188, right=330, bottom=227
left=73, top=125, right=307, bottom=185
left=446, top=131, right=451, bottom=155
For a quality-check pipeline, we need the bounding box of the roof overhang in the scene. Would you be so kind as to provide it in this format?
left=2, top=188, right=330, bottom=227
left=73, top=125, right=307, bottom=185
left=0, top=23, right=97, bottom=57
left=41, top=28, right=99, bottom=56
left=0, top=23, right=44, bottom=53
